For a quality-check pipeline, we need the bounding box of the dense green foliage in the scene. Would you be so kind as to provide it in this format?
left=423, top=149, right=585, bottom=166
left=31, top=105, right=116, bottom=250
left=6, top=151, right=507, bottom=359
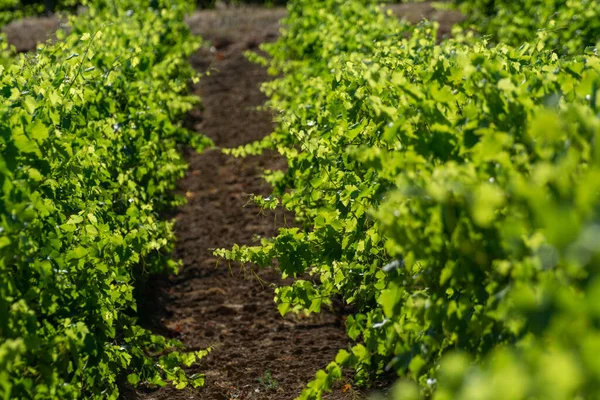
left=217, top=0, right=600, bottom=398
left=0, top=0, right=290, bottom=28
left=0, top=0, right=45, bottom=25
left=0, top=0, right=78, bottom=26
left=0, top=0, right=210, bottom=398
left=452, top=0, right=600, bottom=55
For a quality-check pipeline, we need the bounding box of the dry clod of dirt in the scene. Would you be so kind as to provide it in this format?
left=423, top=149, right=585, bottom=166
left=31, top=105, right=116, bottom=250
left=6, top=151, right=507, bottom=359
left=3, top=15, right=62, bottom=52
left=387, top=2, right=463, bottom=37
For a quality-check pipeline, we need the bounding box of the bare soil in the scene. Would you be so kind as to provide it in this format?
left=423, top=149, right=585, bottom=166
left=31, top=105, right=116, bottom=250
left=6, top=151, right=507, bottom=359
left=5, top=4, right=460, bottom=399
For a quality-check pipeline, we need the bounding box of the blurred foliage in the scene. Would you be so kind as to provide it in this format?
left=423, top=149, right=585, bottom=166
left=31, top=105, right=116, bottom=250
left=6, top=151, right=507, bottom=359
left=0, top=0, right=291, bottom=27
left=452, top=0, right=600, bottom=55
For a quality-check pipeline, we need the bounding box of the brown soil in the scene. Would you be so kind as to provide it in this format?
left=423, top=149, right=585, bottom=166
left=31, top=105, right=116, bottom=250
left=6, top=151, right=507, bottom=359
left=4, top=4, right=460, bottom=400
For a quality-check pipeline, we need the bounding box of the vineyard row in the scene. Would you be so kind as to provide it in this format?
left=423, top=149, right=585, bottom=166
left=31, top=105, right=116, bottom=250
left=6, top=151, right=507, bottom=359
left=217, top=0, right=600, bottom=398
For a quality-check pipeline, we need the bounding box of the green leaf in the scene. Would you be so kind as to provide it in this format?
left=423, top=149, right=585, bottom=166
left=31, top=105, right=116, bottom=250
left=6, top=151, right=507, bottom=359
left=127, top=373, right=140, bottom=385
left=30, top=120, right=49, bottom=141
left=23, top=96, right=37, bottom=115
left=0, top=237, right=11, bottom=249
left=66, top=246, right=88, bottom=261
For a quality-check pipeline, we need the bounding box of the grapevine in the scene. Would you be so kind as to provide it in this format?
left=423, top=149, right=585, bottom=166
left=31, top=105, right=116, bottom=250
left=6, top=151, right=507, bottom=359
left=0, top=0, right=210, bottom=398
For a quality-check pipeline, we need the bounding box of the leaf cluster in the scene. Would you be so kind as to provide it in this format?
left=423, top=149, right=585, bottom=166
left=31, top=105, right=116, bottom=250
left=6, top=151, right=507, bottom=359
left=452, top=0, right=600, bottom=56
